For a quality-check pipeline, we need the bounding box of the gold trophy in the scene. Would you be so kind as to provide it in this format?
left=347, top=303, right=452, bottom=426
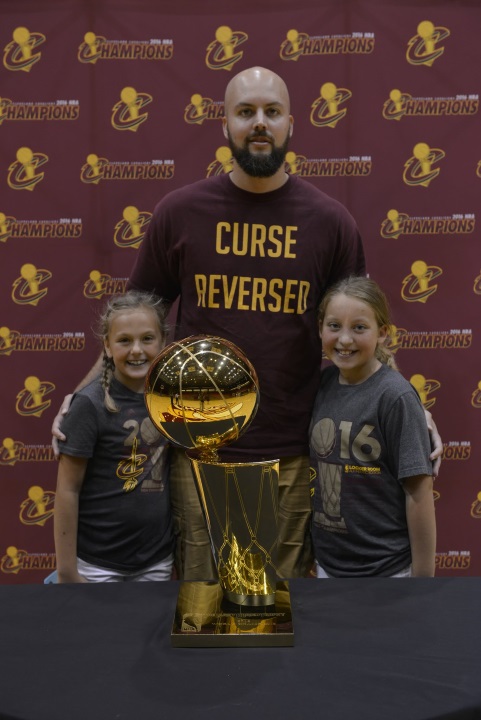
left=145, top=335, right=293, bottom=647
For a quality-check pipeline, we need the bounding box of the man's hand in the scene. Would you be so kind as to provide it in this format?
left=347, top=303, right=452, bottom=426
left=51, top=394, right=73, bottom=459
left=424, top=409, right=442, bottom=478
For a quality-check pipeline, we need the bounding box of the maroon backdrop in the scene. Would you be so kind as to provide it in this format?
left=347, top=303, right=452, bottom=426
left=1, top=0, right=479, bottom=583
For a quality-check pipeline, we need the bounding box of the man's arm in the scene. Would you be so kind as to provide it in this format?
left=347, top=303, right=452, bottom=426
left=54, top=454, right=89, bottom=583
left=51, top=352, right=103, bottom=457
left=404, top=474, right=436, bottom=577
left=424, top=409, right=442, bottom=477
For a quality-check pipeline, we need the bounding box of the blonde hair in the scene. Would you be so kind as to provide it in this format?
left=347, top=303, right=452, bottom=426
left=97, top=290, right=168, bottom=412
left=318, top=276, right=398, bottom=370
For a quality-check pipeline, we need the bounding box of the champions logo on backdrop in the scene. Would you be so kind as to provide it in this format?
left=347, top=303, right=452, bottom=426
left=7, top=147, right=48, bottom=191
left=380, top=211, right=475, bottom=240
left=16, top=376, right=55, bottom=417
left=401, top=260, right=442, bottom=302
left=389, top=327, right=472, bottom=352
left=442, top=441, right=472, bottom=461
left=471, top=381, right=481, bottom=408
left=382, top=91, right=478, bottom=121
left=280, top=30, right=374, bottom=61
left=406, top=21, right=450, bottom=67
left=0, top=216, right=82, bottom=244
left=80, top=156, right=174, bottom=183
left=111, top=87, right=152, bottom=131
left=310, top=83, right=352, bottom=128
left=114, top=207, right=152, bottom=249
left=1, top=547, right=56, bottom=575
left=403, top=143, right=444, bottom=187
left=285, top=152, right=372, bottom=178
left=0, top=438, right=55, bottom=466
left=3, top=27, right=45, bottom=72
left=205, top=26, right=247, bottom=71
left=0, top=330, right=85, bottom=356
left=184, top=95, right=224, bottom=125
left=435, top=551, right=470, bottom=571
left=11, top=263, right=52, bottom=306
left=84, top=271, right=128, bottom=299
left=78, top=33, right=173, bottom=63
left=0, top=98, right=80, bottom=125
left=19, top=486, right=55, bottom=526
left=409, top=373, right=440, bottom=410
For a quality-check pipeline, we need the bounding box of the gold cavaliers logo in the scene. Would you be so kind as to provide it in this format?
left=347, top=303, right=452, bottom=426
left=19, top=486, right=55, bottom=526
left=114, top=207, right=152, bottom=249
left=206, top=147, right=234, bottom=177
left=403, top=142, right=444, bottom=187
left=1, top=546, right=56, bottom=574
left=11, top=263, right=52, bottom=306
left=310, top=83, right=352, bottom=128
left=401, top=260, right=442, bottom=303
left=409, top=373, right=440, bottom=410
left=0, top=98, right=80, bottom=125
left=380, top=210, right=475, bottom=240
left=474, top=271, right=481, bottom=294
left=0, top=215, right=82, bottom=243
left=117, top=437, right=147, bottom=492
left=471, top=492, right=481, bottom=519
left=406, top=21, right=450, bottom=66
left=78, top=33, right=173, bottom=64
left=3, top=27, right=45, bottom=72
left=7, top=147, right=48, bottom=191
left=0, top=212, right=12, bottom=243
left=471, top=381, right=481, bottom=408
left=84, top=271, right=128, bottom=299
left=284, top=152, right=371, bottom=178
left=383, top=90, right=478, bottom=121
left=205, top=26, right=247, bottom=71
left=0, top=438, right=55, bottom=465
left=16, top=376, right=55, bottom=417
left=111, top=87, right=152, bottom=131
left=280, top=29, right=374, bottom=61
left=184, top=95, right=224, bottom=125
left=80, top=155, right=174, bottom=183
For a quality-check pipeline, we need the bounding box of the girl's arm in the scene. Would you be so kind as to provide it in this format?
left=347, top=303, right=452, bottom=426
left=54, top=454, right=89, bottom=583
left=403, top=474, right=436, bottom=577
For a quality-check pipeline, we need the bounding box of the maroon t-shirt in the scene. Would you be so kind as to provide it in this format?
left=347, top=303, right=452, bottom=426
left=129, top=173, right=365, bottom=459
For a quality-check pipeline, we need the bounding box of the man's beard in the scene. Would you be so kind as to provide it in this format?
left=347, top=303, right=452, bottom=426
left=226, top=128, right=290, bottom=178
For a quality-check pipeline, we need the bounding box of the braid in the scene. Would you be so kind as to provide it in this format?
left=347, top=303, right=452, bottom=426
left=101, top=351, right=119, bottom=412
left=375, top=339, right=399, bottom=371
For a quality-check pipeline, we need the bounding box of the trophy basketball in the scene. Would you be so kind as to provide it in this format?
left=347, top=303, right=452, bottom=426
left=145, top=335, right=293, bottom=647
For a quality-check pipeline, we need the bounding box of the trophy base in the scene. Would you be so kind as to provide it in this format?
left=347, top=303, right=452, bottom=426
left=171, top=580, right=294, bottom=648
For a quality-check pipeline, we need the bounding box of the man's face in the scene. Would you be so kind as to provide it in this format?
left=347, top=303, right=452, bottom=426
left=223, top=69, right=293, bottom=178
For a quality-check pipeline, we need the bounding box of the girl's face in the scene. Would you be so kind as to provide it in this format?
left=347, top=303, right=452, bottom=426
left=320, top=293, right=388, bottom=385
left=104, top=308, right=164, bottom=392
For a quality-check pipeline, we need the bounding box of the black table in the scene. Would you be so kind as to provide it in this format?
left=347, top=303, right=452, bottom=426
left=1, top=578, right=480, bottom=720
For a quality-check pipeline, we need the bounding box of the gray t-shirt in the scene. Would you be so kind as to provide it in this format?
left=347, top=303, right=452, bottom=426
left=59, top=376, right=173, bottom=571
left=309, top=364, right=432, bottom=577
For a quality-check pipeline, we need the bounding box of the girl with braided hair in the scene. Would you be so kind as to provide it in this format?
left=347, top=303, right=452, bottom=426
left=310, top=276, right=436, bottom=578
left=54, top=291, right=174, bottom=582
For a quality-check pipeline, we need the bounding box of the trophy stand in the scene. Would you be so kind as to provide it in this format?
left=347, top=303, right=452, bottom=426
left=145, top=335, right=294, bottom=647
